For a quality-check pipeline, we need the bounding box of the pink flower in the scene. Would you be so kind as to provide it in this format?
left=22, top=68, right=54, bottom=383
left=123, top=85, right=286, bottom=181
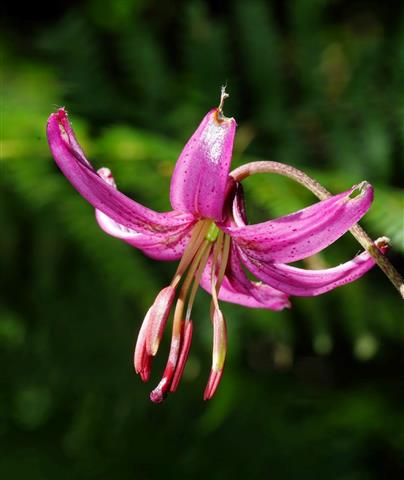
left=47, top=90, right=381, bottom=403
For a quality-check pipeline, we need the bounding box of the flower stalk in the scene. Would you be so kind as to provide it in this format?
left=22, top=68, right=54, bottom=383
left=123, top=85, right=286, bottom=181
left=230, top=161, right=404, bottom=299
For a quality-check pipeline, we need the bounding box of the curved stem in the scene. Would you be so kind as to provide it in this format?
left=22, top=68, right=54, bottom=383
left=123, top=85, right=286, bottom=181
left=230, top=161, right=404, bottom=299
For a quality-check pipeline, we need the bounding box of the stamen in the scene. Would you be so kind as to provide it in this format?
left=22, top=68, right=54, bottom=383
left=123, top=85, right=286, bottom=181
left=170, top=220, right=210, bottom=288
left=139, top=351, right=152, bottom=382
left=146, top=286, right=176, bottom=356
left=210, top=231, right=224, bottom=310
left=204, top=308, right=227, bottom=401
left=145, top=220, right=232, bottom=402
left=203, top=370, right=224, bottom=401
left=150, top=240, right=212, bottom=402
left=169, top=235, right=214, bottom=393
left=215, top=234, right=231, bottom=292
left=203, top=233, right=231, bottom=400
left=186, top=242, right=214, bottom=321
left=170, top=321, right=193, bottom=393
left=175, top=240, right=211, bottom=329
left=134, top=307, right=153, bottom=381
left=210, top=233, right=230, bottom=311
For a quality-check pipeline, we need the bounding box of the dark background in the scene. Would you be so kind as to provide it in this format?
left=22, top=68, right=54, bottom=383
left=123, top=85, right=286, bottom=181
left=2, top=1, right=404, bottom=478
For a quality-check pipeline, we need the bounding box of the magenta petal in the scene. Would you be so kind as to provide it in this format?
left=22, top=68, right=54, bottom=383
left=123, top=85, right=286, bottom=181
left=170, top=321, right=194, bottom=393
left=222, top=183, right=374, bottom=263
left=170, top=108, right=237, bottom=222
left=215, top=275, right=291, bottom=310
left=47, top=109, right=194, bottom=235
left=225, top=245, right=291, bottom=310
left=95, top=168, right=195, bottom=260
left=199, top=248, right=290, bottom=311
left=96, top=208, right=194, bottom=260
left=238, top=247, right=377, bottom=296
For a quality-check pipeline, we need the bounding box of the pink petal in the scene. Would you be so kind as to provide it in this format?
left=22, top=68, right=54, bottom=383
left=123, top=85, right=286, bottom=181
left=199, top=247, right=290, bottom=311
left=225, top=245, right=291, bottom=310
left=170, top=108, right=236, bottom=222
left=238, top=247, right=377, bottom=296
left=169, top=321, right=194, bottom=393
left=221, top=183, right=374, bottom=263
left=204, top=308, right=227, bottom=401
left=95, top=168, right=195, bottom=260
left=134, top=307, right=153, bottom=381
left=47, top=109, right=194, bottom=236
left=96, top=208, right=193, bottom=260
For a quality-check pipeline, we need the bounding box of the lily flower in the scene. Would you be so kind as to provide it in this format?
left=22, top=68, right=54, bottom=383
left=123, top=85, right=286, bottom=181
left=47, top=89, right=385, bottom=403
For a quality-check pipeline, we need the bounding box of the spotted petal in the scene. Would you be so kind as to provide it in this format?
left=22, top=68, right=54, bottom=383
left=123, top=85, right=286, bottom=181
left=225, top=245, right=291, bottom=309
left=200, top=246, right=290, bottom=310
left=95, top=168, right=195, bottom=260
left=221, top=183, right=374, bottom=264
left=238, top=247, right=377, bottom=296
left=170, top=108, right=236, bottom=222
left=47, top=109, right=194, bottom=236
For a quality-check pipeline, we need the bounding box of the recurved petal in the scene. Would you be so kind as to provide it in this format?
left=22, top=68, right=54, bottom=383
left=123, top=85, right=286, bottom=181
left=199, top=248, right=290, bottom=311
left=221, top=183, right=374, bottom=263
left=216, top=276, right=291, bottom=310
left=225, top=245, right=291, bottom=310
left=47, top=109, right=194, bottom=236
left=170, top=108, right=236, bottom=222
left=203, top=308, right=227, bottom=401
left=238, top=247, right=377, bottom=297
left=96, top=209, right=194, bottom=260
left=95, top=168, right=195, bottom=260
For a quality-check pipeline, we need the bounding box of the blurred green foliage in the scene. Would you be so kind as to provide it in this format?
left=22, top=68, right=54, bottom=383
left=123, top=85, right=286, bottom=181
left=1, top=1, right=404, bottom=479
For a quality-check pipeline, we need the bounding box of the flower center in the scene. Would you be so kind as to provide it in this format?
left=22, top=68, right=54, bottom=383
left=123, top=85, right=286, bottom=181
left=206, top=221, right=220, bottom=242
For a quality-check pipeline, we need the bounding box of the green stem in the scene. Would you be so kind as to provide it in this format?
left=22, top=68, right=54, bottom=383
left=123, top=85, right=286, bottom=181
left=230, top=161, right=404, bottom=299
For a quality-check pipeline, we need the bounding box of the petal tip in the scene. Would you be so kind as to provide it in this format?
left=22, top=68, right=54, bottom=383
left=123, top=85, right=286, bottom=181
left=57, top=106, right=67, bottom=118
left=348, top=181, right=373, bottom=201
left=48, top=107, right=68, bottom=129
left=97, top=167, right=116, bottom=187
left=48, top=106, right=66, bottom=120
